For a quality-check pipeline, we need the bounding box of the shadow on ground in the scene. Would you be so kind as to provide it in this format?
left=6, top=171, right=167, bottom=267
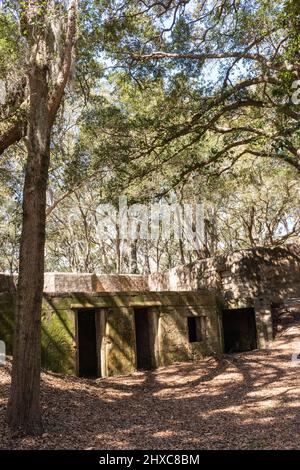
left=0, top=323, right=299, bottom=450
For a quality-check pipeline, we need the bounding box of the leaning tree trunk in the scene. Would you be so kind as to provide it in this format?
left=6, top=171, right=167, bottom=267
left=7, top=52, right=50, bottom=435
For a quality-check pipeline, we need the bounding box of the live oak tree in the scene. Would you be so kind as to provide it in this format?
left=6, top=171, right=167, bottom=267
left=0, top=0, right=77, bottom=435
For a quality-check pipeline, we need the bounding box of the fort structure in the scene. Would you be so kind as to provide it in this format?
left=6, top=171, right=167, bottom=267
left=0, top=244, right=299, bottom=377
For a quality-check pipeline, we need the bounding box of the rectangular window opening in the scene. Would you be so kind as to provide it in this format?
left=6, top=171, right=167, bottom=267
left=188, top=316, right=207, bottom=343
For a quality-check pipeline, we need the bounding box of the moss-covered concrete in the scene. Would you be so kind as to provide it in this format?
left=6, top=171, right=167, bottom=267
left=0, top=293, right=76, bottom=374
left=105, top=306, right=137, bottom=376
left=41, top=302, right=75, bottom=374
left=0, top=289, right=221, bottom=377
left=0, top=293, right=15, bottom=355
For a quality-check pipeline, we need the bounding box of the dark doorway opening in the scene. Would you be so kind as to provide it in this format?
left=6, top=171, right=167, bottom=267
left=134, top=308, right=156, bottom=370
left=187, top=316, right=206, bottom=342
left=77, top=309, right=98, bottom=377
left=222, top=307, right=257, bottom=353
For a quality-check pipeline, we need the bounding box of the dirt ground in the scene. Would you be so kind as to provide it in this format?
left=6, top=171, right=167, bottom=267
left=0, top=323, right=299, bottom=450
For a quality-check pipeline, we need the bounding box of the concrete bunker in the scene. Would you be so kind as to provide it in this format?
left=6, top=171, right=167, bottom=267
left=53, top=290, right=221, bottom=378
left=1, top=245, right=299, bottom=377
left=222, top=307, right=257, bottom=353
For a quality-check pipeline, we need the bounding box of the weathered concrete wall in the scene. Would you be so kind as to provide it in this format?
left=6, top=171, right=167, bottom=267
left=0, top=274, right=16, bottom=293
left=149, top=245, right=300, bottom=308
left=0, top=287, right=220, bottom=376
left=254, top=298, right=274, bottom=349
left=148, top=245, right=300, bottom=350
left=41, top=295, right=76, bottom=373
left=271, top=298, right=300, bottom=336
left=44, top=273, right=149, bottom=293
left=0, top=278, right=75, bottom=372
left=2, top=245, right=299, bottom=304
left=45, top=291, right=221, bottom=376
left=1, top=245, right=298, bottom=376
left=149, top=257, right=220, bottom=293
left=104, top=306, right=137, bottom=377
left=1, top=273, right=149, bottom=293
left=0, top=275, right=16, bottom=355
left=0, top=293, right=15, bottom=355
left=158, top=303, right=220, bottom=366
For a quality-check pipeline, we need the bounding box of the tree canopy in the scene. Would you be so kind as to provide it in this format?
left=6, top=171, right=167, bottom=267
left=0, top=0, right=299, bottom=275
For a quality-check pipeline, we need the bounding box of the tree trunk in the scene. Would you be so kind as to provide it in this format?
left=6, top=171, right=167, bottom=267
left=116, top=224, right=121, bottom=273
left=130, top=239, right=138, bottom=274
left=3, top=0, right=77, bottom=436
left=7, top=50, right=50, bottom=435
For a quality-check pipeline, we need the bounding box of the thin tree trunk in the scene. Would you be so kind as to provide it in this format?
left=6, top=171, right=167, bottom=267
left=179, top=238, right=185, bottom=265
left=116, top=224, right=121, bottom=273
left=7, top=45, right=50, bottom=435
left=130, top=239, right=138, bottom=274
left=145, top=240, right=151, bottom=274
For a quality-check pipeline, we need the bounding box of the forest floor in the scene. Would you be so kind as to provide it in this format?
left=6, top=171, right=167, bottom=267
left=0, top=323, right=300, bottom=450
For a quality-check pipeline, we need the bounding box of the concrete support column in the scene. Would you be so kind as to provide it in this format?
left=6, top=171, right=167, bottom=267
left=254, top=297, right=273, bottom=349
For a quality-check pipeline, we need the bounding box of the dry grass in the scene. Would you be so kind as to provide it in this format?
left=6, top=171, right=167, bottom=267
left=0, top=324, right=299, bottom=449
